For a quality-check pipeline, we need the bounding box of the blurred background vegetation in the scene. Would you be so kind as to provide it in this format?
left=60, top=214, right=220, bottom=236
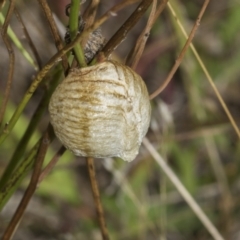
left=0, top=0, right=240, bottom=239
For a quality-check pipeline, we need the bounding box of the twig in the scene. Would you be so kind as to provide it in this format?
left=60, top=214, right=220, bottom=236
left=38, top=0, right=69, bottom=72
left=82, top=0, right=100, bottom=49
left=127, top=0, right=158, bottom=69
left=102, top=0, right=153, bottom=58
left=1, top=126, right=51, bottom=240
left=38, top=146, right=66, bottom=184
left=127, top=0, right=168, bottom=68
left=14, top=8, right=42, bottom=69
left=149, top=0, right=210, bottom=99
left=143, top=137, right=225, bottom=240
left=83, top=0, right=100, bottom=28
left=86, top=157, right=109, bottom=240
left=0, top=0, right=15, bottom=126
left=153, top=0, right=168, bottom=22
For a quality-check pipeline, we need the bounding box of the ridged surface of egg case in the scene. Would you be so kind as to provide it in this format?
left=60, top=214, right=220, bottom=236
left=49, top=61, right=151, bottom=161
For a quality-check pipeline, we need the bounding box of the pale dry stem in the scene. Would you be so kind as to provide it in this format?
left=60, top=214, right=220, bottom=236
left=143, top=137, right=225, bottom=240
left=127, top=0, right=157, bottom=69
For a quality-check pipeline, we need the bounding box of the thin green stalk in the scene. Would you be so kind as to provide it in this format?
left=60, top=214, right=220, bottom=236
left=0, top=67, right=63, bottom=191
left=0, top=127, right=55, bottom=211
left=0, top=142, right=39, bottom=210
left=69, top=0, right=86, bottom=67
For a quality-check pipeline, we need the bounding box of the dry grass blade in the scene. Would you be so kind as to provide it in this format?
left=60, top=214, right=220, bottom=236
left=37, top=0, right=68, bottom=73
left=1, top=126, right=51, bottom=240
left=127, top=0, right=157, bottom=69
left=87, top=157, right=109, bottom=240
left=14, top=8, right=42, bottom=69
left=205, top=137, right=231, bottom=200
left=143, top=137, right=225, bottom=240
left=166, top=2, right=240, bottom=139
left=150, top=0, right=210, bottom=100
left=204, top=136, right=233, bottom=237
left=0, top=0, right=15, bottom=126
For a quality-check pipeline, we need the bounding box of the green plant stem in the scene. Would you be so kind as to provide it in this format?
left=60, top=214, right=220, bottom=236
left=69, top=0, right=86, bottom=67
left=0, top=142, right=39, bottom=211
left=2, top=127, right=50, bottom=240
left=0, top=127, right=55, bottom=211
left=0, top=67, right=63, bottom=191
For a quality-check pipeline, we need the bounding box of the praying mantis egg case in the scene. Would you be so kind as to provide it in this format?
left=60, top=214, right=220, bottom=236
left=49, top=60, right=151, bottom=161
